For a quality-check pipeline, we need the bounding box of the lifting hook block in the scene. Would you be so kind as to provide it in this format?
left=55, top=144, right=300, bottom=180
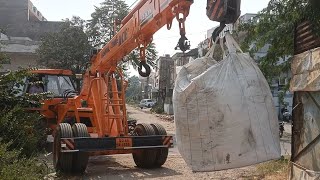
left=138, top=61, right=151, bottom=77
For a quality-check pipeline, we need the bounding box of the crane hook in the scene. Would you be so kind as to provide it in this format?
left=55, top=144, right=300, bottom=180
left=211, top=22, right=226, bottom=43
left=175, top=35, right=190, bottom=52
left=138, top=61, right=151, bottom=77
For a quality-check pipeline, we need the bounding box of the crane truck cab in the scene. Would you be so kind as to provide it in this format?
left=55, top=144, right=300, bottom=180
left=21, top=69, right=76, bottom=98
left=20, top=69, right=81, bottom=133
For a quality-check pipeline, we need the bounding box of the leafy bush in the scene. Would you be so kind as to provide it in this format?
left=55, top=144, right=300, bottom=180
left=0, top=69, right=47, bottom=157
left=0, top=143, right=46, bottom=180
left=0, top=69, right=47, bottom=179
left=0, top=106, right=46, bottom=157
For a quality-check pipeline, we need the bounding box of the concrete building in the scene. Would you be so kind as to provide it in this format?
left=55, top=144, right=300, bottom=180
left=0, top=33, right=40, bottom=71
left=153, top=55, right=175, bottom=114
left=0, top=0, right=63, bottom=72
left=0, top=0, right=63, bottom=40
left=139, top=72, right=156, bottom=100
left=151, top=50, right=199, bottom=114
left=0, top=0, right=46, bottom=26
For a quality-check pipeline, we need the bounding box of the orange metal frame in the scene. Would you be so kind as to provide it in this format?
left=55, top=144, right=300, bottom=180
left=77, top=0, right=193, bottom=139
left=32, top=1, right=195, bottom=139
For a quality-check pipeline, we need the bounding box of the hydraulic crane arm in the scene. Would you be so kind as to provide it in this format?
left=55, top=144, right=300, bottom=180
left=89, top=0, right=193, bottom=76
left=89, top=0, right=241, bottom=77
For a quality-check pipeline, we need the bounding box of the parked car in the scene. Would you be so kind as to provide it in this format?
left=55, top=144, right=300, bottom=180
left=139, top=99, right=156, bottom=109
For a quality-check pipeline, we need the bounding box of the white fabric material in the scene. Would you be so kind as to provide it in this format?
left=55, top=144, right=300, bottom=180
left=290, top=162, right=320, bottom=180
left=173, top=33, right=281, bottom=172
left=290, top=47, right=320, bottom=92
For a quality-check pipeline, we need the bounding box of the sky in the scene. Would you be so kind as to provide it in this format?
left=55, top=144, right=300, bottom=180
left=31, top=0, right=270, bottom=76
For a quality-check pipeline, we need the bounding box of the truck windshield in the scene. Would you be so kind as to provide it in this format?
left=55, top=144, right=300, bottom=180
left=47, top=75, right=75, bottom=97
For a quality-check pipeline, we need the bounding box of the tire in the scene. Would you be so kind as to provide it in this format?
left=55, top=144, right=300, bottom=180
left=151, top=123, right=169, bottom=167
left=53, top=123, right=74, bottom=173
left=72, top=123, right=90, bottom=174
left=132, top=123, right=157, bottom=168
left=148, top=104, right=151, bottom=108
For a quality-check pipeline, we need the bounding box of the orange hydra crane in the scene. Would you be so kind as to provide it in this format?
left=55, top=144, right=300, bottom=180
left=27, top=0, right=241, bottom=173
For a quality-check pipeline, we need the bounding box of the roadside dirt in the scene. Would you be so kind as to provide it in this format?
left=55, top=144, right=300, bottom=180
left=47, top=105, right=290, bottom=180
left=128, top=106, right=175, bottom=135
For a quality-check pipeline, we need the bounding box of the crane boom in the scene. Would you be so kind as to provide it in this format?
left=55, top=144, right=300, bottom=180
left=90, top=0, right=193, bottom=74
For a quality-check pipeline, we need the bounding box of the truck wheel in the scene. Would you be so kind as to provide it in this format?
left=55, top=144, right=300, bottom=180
left=132, top=123, right=157, bottom=168
left=151, top=123, right=169, bottom=167
left=72, top=123, right=90, bottom=174
left=53, top=123, right=74, bottom=173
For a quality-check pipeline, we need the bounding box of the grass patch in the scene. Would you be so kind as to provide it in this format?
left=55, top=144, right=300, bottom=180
left=243, top=156, right=290, bottom=180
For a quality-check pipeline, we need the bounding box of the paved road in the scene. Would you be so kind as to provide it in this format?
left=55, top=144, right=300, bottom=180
left=280, top=123, right=292, bottom=156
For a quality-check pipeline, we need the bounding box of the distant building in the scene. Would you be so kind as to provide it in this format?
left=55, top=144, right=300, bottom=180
left=0, top=0, right=64, bottom=72
left=139, top=72, right=156, bottom=99
left=155, top=55, right=175, bottom=93
left=153, top=55, right=174, bottom=114
left=0, top=0, right=63, bottom=40
left=238, top=13, right=259, bottom=24
left=0, top=33, right=40, bottom=72
left=151, top=49, right=199, bottom=114
left=0, top=0, right=46, bottom=25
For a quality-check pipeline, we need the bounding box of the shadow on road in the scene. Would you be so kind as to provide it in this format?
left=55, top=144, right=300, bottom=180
left=56, top=155, right=182, bottom=180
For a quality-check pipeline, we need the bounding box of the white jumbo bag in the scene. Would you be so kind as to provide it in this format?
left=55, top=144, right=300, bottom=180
left=173, top=33, right=281, bottom=172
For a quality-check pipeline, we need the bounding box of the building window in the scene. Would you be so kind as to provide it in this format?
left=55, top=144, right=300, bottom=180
left=37, top=11, right=40, bottom=16
left=33, top=6, right=37, bottom=12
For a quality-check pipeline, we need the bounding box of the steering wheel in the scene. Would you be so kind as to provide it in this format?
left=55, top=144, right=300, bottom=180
left=62, top=89, right=78, bottom=99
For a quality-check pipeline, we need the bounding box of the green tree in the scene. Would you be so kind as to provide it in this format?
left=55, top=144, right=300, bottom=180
left=87, top=0, right=158, bottom=69
left=37, top=16, right=92, bottom=74
left=87, top=0, right=129, bottom=47
left=240, top=0, right=320, bottom=82
left=126, top=76, right=142, bottom=103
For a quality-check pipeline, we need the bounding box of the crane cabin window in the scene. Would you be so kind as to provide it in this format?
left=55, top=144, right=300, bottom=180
left=46, top=75, right=75, bottom=97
